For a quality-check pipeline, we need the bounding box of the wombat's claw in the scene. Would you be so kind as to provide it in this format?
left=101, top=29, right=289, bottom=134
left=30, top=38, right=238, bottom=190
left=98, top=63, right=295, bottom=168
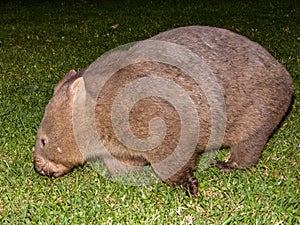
left=185, top=173, right=199, bottom=197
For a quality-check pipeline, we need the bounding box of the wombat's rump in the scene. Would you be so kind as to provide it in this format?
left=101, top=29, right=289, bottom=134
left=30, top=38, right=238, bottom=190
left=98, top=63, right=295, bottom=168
left=34, top=26, right=294, bottom=196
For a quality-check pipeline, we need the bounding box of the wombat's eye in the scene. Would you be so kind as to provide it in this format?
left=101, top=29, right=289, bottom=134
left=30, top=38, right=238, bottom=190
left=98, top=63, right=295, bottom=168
left=41, top=138, right=47, bottom=147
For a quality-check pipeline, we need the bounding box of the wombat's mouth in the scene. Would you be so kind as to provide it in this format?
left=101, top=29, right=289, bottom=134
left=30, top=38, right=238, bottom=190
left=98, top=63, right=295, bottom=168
left=34, top=156, right=71, bottom=178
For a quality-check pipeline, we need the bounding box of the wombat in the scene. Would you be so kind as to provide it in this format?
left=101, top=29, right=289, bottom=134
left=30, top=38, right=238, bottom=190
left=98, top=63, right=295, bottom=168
left=34, top=26, right=294, bottom=196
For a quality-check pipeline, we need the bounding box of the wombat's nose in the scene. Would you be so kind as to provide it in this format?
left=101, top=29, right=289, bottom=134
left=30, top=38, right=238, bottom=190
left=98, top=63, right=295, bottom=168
left=34, top=156, right=56, bottom=177
left=34, top=156, right=71, bottom=177
left=34, top=156, right=52, bottom=176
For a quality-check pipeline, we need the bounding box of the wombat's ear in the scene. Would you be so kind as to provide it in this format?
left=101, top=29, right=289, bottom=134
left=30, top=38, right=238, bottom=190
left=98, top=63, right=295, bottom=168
left=68, top=77, right=86, bottom=102
left=69, top=77, right=83, bottom=93
left=54, top=70, right=77, bottom=94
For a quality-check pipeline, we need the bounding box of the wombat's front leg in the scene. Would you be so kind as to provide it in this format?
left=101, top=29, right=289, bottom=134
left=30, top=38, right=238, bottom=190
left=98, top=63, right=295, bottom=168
left=184, top=170, right=199, bottom=197
left=163, top=167, right=199, bottom=197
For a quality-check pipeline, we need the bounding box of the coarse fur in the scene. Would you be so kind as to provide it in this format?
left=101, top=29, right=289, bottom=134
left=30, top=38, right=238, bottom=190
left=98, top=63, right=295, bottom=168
left=34, top=26, right=294, bottom=196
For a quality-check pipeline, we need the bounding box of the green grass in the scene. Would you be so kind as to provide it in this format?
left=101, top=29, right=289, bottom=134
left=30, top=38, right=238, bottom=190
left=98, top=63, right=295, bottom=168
left=0, top=0, right=299, bottom=224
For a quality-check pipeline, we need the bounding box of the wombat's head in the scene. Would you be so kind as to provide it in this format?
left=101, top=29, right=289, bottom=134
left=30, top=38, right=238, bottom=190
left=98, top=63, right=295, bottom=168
left=34, top=70, right=85, bottom=177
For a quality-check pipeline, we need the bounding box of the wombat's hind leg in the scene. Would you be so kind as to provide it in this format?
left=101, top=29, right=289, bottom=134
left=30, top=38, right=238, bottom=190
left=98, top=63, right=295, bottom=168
left=214, top=129, right=268, bottom=172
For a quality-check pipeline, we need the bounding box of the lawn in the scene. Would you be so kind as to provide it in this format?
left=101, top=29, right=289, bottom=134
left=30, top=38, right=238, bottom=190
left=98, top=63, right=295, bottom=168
left=0, top=0, right=299, bottom=224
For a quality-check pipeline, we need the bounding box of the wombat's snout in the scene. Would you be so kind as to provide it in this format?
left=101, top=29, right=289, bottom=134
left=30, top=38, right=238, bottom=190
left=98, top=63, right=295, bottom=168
left=34, top=155, right=70, bottom=177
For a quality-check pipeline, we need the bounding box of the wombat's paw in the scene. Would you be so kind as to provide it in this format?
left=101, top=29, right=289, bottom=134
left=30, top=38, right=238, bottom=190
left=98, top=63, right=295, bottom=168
left=211, top=160, right=238, bottom=173
left=185, top=173, right=199, bottom=197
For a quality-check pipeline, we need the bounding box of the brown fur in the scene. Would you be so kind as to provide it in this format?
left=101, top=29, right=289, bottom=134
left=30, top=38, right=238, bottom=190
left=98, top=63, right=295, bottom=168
left=34, top=26, right=294, bottom=196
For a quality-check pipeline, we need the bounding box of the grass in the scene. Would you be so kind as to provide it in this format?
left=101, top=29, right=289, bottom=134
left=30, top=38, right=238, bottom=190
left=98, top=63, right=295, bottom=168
left=0, top=0, right=299, bottom=224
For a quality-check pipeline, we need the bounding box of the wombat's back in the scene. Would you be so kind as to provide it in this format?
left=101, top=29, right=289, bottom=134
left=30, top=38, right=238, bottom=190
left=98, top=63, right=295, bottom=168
left=151, top=26, right=293, bottom=145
